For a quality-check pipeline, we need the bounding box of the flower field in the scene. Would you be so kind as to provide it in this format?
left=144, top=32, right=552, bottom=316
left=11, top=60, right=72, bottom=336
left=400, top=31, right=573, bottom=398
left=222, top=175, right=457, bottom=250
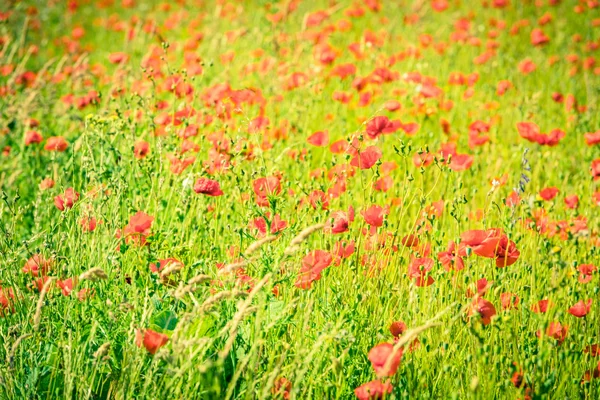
left=1, top=0, right=600, bottom=398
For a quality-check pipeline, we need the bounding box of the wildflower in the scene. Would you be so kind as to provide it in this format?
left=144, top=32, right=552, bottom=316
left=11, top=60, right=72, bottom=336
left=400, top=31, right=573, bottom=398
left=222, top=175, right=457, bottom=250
left=568, top=299, right=592, bottom=318
left=368, top=343, right=403, bottom=377
left=272, top=377, right=292, bottom=399
left=295, top=250, right=333, bottom=289
left=135, top=329, right=169, bottom=354
left=123, top=211, right=154, bottom=246
left=23, top=254, right=53, bottom=276
left=469, top=297, right=497, bottom=325
left=325, top=209, right=352, bottom=234
left=437, top=241, right=465, bottom=271
left=0, top=287, right=15, bottom=314
left=500, top=293, right=520, bottom=310
left=365, top=116, right=400, bottom=140
left=350, top=146, right=382, bottom=170
left=354, top=380, right=393, bottom=400
left=564, top=195, right=579, bottom=209
left=531, top=299, right=552, bottom=314
left=530, top=28, right=550, bottom=46
left=591, top=159, right=600, bottom=180
left=44, top=136, right=69, bottom=151
left=194, top=178, right=224, bottom=196
left=39, top=178, right=55, bottom=190
left=407, top=257, right=435, bottom=287
left=361, top=205, right=388, bottom=228
left=54, top=188, right=80, bottom=211
left=24, top=130, right=43, bottom=145
left=57, top=278, right=76, bottom=296
left=539, top=187, right=559, bottom=201
left=253, top=176, right=282, bottom=206
left=80, top=216, right=98, bottom=232
left=578, top=264, right=596, bottom=284
left=537, top=321, right=568, bottom=344
left=307, top=131, right=329, bottom=147
left=133, top=141, right=150, bottom=159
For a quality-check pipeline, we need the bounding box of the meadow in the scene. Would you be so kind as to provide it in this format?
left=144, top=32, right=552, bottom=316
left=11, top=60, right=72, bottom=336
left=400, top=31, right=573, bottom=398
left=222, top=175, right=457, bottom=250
left=0, top=0, right=600, bottom=398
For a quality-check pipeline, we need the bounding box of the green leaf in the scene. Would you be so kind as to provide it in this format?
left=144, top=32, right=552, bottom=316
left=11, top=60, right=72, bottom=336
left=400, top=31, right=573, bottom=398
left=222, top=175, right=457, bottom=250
left=150, top=310, right=178, bottom=331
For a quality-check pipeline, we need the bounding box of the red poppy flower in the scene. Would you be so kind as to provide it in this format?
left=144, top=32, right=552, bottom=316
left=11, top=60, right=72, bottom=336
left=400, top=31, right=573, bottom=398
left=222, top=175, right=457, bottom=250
left=408, top=257, right=435, bottom=287
left=539, top=187, right=559, bottom=201
left=401, top=122, right=419, bottom=136
left=80, top=216, right=99, bottom=232
left=39, top=178, right=55, bottom=190
left=136, top=329, right=169, bottom=354
left=57, top=278, right=76, bottom=296
left=400, top=234, right=419, bottom=248
left=367, top=342, right=403, bottom=377
left=578, top=264, right=596, bottom=284
left=332, top=240, right=355, bottom=264
left=591, top=159, right=600, bottom=181
left=252, top=213, right=287, bottom=236
left=437, top=241, right=465, bottom=271
left=467, top=278, right=492, bottom=298
left=127, top=211, right=153, bottom=234
left=24, top=130, right=43, bottom=145
left=389, top=321, right=407, bottom=338
left=325, top=210, right=351, bottom=234
left=568, top=299, right=592, bottom=318
left=516, top=122, right=565, bottom=146
left=194, top=178, right=224, bottom=196
left=0, top=287, right=15, bottom=314
left=307, top=131, right=329, bottom=147
left=54, top=188, right=80, bottom=211
left=448, top=153, right=474, bottom=171
left=23, top=254, right=53, bottom=276
left=505, top=191, right=520, bottom=207
left=518, top=59, right=537, bottom=74
left=108, top=52, right=128, bottom=64
left=432, top=0, right=449, bottom=12
left=253, top=176, right=282, bottom=206
left=496, top=80, right=512, bottom=96
left=469, top=297, right=497, bottom=325
left=584, top=131, right=600, bottom=146
left=384, top=100, right=401, bottom=111
left=272, top=377, right=292, bottom=399
left=531, top=299, right=552, bottom=314
left=134, top=141, right=150, bottom=159
left=308, top=190, right=329, bottom=210
left=295, top=250, right=333, bottom=289
left=123, top=211, right=154, bottom=245
left=167, top=154, right=196, bottom=175
left=530, top=28, right=550, bottom=45
left=350, top=146, right=382, bottom=169
left=413, top=151, right=434, bottom=167
left=494, top=236, right=520, bottom=267
left=373, top=176, right=393, bottom=192
left=365, top=116, right=401, bottom=140
left=537, top=321, right=568, bottom=344
left=354, top=380, right=393, bottom=400
left=500, top=292, right=520, bottom=310
left=44, top=136, right=69, bottom=151
left=361, top=205, right=388, bottom=227
left=564, top=194, right=579, bottom=209
left=581, top=362, right=600, bottom=384
left=584, top=344, right=600, bottom=357
left=460, top=229, right=502, bottom=258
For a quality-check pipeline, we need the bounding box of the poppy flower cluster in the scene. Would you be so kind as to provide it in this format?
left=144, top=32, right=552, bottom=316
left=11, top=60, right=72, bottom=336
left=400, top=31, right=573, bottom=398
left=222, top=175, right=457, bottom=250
left=460, top=229, right=520, bottom=267
left=2, top=0, right=600, bottom=397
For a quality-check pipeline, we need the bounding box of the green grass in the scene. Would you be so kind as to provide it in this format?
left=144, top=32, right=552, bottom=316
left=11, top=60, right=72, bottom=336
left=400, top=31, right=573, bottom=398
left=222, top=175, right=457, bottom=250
left=0, top=0, right=599, bottom=398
